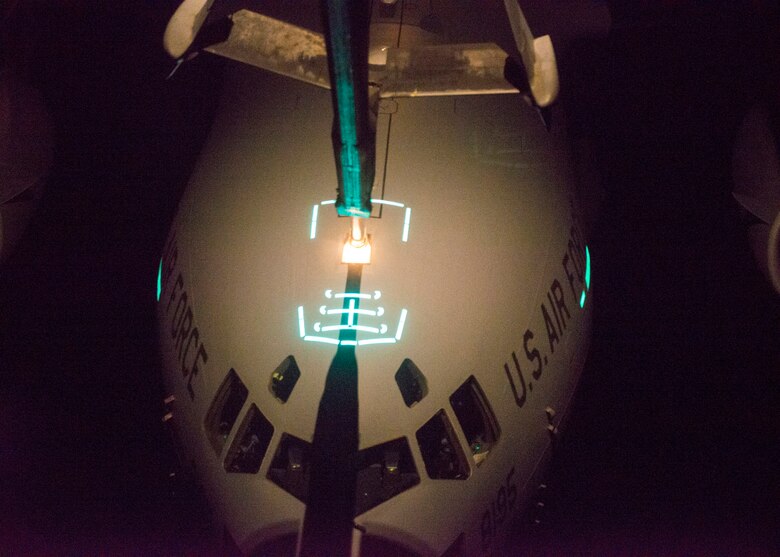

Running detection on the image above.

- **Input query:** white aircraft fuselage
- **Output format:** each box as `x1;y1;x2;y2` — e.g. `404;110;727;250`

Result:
157;2;604;555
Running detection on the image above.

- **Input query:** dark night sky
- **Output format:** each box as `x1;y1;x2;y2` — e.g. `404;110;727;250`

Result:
2;2;779;555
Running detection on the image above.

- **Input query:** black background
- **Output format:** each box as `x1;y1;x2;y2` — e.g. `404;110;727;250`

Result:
1;1;779;555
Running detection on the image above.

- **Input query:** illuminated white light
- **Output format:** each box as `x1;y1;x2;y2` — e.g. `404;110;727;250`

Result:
304;335;340;345
335;292;372;299
402;207;412;242
297;306;306;337
341;340;357;346
370;198;405;208
373;291;381;300
351;216;363;242
380;324;388;334
359;338;397;345
321;324;381;334
579;291;586;308
342;234;372;264
310;205;319;239
320;199;336;205
395;309;408;340
376;307;384;317
319;305;327;314
326;308;382;317
325;289;334;298
314;322;322;332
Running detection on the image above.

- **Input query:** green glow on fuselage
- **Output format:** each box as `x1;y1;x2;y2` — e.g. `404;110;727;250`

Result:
579;245;591;308
585;245;591;289
156;259;162;301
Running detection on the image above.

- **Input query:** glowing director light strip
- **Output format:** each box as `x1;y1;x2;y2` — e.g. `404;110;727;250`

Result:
318;324;385;334
579;246;591;308
326;289;381;300
297;306;408;346
371;198;404;208
321;306;384;317
310;205;319;239
309;199;411;242
156;259;163;301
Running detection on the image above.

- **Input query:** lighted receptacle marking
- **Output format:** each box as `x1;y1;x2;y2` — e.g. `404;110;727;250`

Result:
322;306;384;317
310;205;319;239
309;198;412;242
298;292;408;347
395;308;408;340
298;305;306;337
303;335;340;345
579;245;591;308
331;290;380;300
156;259;162;302
318;324;382;334
371;198;404;208
358;338;397;345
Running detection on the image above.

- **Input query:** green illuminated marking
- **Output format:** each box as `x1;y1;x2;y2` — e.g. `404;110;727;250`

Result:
371;199;404;208
326;307;382;317
304;335;340;345
321;324;381;334
337;292;371;299
298;293;405;347
298;306;306;337
156;259;162;301
585;246;591;289
359;338;396;345
402;207;412;242
310;205;319;239
395;309;408;340
580;246;591;308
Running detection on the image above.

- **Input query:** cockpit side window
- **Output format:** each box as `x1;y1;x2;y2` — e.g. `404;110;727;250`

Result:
449;376;500;466
204;368;248;456
415;410;469;480
354;437;420;516
269;355;301;403
394;358;428;407
224;404;274;474
266;433;312;503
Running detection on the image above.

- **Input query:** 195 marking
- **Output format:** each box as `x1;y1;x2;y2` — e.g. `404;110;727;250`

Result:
481;467;518;550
